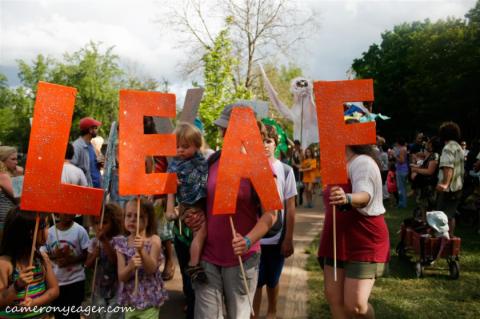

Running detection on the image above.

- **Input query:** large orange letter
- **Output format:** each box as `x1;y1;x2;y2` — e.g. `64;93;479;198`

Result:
119;90;177;195
212;107;282;215
21;82;103;215
314;80;376;185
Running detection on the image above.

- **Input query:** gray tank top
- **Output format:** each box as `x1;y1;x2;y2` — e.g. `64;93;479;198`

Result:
0;189;15;231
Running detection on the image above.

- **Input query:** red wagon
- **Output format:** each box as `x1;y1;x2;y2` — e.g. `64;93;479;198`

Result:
396;222;461;279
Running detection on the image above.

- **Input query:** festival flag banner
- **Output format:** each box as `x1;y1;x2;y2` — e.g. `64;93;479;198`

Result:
313;80;376;185
212;107;282;215
119;90;177;195
21;82;103;215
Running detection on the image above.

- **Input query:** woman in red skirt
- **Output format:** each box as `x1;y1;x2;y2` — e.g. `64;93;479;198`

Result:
318;144;390;319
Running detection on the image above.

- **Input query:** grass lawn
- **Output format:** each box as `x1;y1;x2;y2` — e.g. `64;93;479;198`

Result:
306;201;480;319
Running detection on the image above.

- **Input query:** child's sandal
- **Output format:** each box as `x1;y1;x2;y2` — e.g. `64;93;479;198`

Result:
185;265;208;284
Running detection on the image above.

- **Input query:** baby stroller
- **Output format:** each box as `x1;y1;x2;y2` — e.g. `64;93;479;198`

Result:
396;211;461;279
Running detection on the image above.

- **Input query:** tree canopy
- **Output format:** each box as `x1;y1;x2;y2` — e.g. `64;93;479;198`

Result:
352;1;480;142
0;42;159;151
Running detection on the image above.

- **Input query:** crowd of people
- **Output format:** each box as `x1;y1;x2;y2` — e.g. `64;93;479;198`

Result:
0;100;479;319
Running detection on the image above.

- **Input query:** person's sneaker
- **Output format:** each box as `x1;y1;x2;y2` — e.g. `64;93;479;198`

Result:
185;265;208;284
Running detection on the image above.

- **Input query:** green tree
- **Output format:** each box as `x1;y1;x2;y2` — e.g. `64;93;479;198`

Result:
6;42;161;151
0;78;34;151
47;42;124;136
0;73;16;146
352;2;480;141
198;28;251;146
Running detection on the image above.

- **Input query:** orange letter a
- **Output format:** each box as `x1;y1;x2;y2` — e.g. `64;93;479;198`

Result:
212;107;282;215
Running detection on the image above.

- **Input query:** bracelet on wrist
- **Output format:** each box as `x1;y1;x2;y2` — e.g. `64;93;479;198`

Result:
346;193;352;205
244;236;252;251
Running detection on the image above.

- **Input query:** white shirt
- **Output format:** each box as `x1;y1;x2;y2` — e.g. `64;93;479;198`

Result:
41;222;90;286
261;160;297;245
348;155;386;216
62;162;88;186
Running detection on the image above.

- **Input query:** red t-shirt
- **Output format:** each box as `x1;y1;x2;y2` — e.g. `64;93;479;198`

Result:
201;160;261;267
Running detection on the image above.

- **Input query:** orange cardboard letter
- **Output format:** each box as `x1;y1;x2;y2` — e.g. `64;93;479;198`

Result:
21;82;103;215
212;107;282;215
314;80;376;185
119;90;177;195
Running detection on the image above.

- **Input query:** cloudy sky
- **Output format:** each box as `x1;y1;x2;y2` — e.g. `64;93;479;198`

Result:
0;0;476;98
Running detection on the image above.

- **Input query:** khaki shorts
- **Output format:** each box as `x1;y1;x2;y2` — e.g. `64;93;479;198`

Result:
319;257;388;279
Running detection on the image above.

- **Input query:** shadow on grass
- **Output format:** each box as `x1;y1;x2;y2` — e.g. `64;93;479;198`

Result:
307;199;480;318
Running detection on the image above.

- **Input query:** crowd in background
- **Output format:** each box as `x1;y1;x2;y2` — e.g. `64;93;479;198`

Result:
0;109;479;319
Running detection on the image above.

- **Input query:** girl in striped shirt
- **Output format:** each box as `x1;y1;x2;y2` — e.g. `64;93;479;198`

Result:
0;207;59;318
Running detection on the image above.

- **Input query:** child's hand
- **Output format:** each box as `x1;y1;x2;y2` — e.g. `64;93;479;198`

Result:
183;208;205;232
52;247;62;260
96;226;110;242
133;235;145;251
91;242;101;258
56;256;69;267
165;207;179;221
54;246;73;267
19;297;35;308
132;252;142;268
17;266;35;288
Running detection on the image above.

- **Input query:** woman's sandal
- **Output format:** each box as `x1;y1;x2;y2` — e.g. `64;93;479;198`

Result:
185;265;208;284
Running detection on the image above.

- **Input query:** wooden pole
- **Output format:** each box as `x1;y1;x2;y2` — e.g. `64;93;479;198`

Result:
51;214;60;246
24;213;41;300
29;214;41;268
90;201;107;301
229;216;255;317
134;196;140;294
333;205;337;282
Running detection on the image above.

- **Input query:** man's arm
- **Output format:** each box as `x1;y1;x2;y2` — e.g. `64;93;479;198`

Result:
437;167;453;192
281;196;296;258
232;210;277;256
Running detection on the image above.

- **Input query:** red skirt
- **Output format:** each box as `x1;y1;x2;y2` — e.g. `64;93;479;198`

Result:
318;184;390;263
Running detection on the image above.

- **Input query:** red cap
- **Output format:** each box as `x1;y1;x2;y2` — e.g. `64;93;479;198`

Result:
79;117;101;131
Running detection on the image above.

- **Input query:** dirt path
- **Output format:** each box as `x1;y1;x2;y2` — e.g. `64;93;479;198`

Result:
159;195;325;319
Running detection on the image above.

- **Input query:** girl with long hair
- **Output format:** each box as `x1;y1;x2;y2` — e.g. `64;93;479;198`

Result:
0;208;59;318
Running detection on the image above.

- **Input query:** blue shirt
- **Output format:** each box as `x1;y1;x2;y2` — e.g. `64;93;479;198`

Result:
88;144;101;188
167;152;208;205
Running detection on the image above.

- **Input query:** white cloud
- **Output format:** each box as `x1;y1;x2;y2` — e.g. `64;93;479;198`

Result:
0;0;477;96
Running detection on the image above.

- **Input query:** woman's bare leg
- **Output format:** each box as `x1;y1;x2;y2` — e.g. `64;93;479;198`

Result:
343;277;375;319
323;265;348;319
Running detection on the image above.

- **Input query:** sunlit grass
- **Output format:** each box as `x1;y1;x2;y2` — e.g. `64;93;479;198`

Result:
306;202;480;319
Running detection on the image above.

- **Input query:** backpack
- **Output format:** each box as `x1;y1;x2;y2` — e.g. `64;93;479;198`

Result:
262;162;291;240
